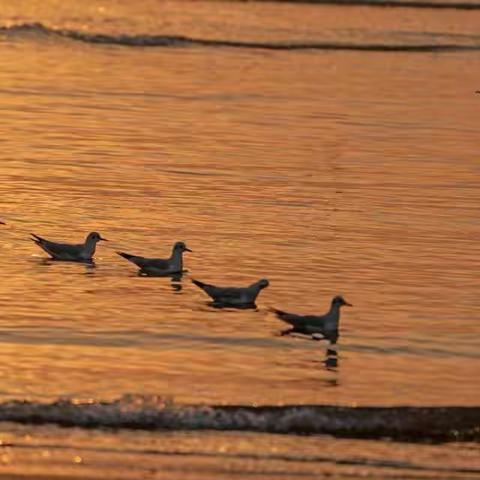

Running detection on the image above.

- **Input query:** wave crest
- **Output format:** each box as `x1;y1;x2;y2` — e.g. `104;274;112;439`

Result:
235;0;480;9
0;395;478;442
1;22;479;52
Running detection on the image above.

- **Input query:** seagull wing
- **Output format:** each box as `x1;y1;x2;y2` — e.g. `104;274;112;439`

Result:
31;234;83;260
271;308;310;327
192;280;244;301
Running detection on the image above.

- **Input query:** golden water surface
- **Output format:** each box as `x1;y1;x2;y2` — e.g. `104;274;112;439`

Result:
0;0;479;408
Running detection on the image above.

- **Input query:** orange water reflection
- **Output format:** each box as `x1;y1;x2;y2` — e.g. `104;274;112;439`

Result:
0;1;479;408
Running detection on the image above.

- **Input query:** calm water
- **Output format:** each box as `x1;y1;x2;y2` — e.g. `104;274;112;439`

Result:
0;0;479;477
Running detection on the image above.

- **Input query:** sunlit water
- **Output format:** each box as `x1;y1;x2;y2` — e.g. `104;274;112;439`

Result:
0;0;479;477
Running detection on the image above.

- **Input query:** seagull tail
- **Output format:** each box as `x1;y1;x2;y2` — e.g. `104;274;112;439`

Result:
116;251;136;261
191;279;208;290
270;307;294;323
30;233;44;243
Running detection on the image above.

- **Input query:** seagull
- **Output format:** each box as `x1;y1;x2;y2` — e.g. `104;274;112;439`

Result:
116;241;192;276
192;278;269;307
272;295;352;344
31;231;108;262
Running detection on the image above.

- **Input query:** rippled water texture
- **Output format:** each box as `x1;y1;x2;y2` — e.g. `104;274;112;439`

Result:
0;0;479;406
0;0;479;477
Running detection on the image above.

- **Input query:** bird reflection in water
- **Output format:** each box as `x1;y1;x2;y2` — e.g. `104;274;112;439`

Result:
37;257;97;272
324;347;338;370
137;270;185;292
311;332;340;370
170;272;183;292
209;301;259;310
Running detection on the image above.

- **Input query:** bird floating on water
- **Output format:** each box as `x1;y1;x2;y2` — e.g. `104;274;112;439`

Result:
31;231;108;262
272;295;352;344
117;241;192;276
192;278;269;307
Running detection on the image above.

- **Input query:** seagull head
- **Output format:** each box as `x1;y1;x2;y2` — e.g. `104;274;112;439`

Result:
174;241;192;253
87;232;108;243
332;295;352;307
258;278;270;289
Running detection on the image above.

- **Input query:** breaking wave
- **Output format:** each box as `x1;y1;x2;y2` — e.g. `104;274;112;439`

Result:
1;23;480;52
0;395;478;442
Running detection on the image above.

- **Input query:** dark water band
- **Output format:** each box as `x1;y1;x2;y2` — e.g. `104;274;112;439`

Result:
227;0;480;10
0;398;478;442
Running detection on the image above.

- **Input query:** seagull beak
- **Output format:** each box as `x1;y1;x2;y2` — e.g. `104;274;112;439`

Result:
99;236;109;242
184;247;192;252
0;221;5;225
344;301;353;307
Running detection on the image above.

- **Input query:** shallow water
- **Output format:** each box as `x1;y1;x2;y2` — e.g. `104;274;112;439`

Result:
0;0;479;477
0;423;479;480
